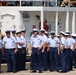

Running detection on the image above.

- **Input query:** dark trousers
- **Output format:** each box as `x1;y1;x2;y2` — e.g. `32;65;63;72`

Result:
49;47;59;71
30;54;34;70
15;51;18;71
5;49;16;71
31;47;42;71
60;49;67;72
58;54;61;70
66;49;72;71
70;49;73;70
47;51;50;69
42;48;48;70
73;50;76;68
0;49;2;72
16;48;23;71
22;47;26;70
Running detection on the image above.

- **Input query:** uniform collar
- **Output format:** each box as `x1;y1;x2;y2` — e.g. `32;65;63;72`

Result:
33;35;38;38
6;36;11;38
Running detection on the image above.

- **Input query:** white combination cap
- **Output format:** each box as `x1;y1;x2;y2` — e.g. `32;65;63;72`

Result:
40;29;45;32
60;31;65;35
50;31;55;34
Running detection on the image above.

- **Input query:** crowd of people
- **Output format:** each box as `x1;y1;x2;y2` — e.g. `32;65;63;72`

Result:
0;29;76;73
30;29;76;73
0;29;27;73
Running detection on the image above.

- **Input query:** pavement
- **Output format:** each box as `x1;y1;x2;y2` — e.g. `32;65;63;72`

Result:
0;62;76;75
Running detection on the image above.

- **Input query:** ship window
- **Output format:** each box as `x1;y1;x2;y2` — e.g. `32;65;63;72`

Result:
23;12;30;19
0;0;20;6
21;1;33;6
21;0;42;6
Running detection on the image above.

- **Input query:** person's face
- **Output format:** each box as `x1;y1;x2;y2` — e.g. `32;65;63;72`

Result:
58;36;61;40
18;33;21;37
41;32;45;35
33;31;38;36
51;34;55;38
6;33;10;38
60;33;62;37
16;33;18;36
65;36;68;39
12;32;15;36
21;32;25;36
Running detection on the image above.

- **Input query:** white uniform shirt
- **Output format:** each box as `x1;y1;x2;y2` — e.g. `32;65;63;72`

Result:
59;40;62;49
60;36;67;49
16;36;23;48
3;36;17;49
11;36;17;48
21;35;26;47
12;35;17;40
30;35;42;48
68;38;75;49
71;38;75;49
0;39;2;49
40;35;47;45
47;37;59;47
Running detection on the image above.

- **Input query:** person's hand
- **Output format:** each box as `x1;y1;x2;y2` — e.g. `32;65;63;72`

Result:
14;49;18;54
47;48;50;52
42;49;44;53
38;46;42;50
72;48;75;51
26;46;28;51
30;50;32;54
58;51;60;55
20;42;24;45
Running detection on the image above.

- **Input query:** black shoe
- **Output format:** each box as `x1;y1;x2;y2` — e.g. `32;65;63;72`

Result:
25;69;28;70
50;70;54;72
59;71;67;73
56;70;59;72
0;71;4;73
6;71;12;73
31;70;36;73
13;71;17;73
39;71;42;73
0;71;2;73
43;69;47;71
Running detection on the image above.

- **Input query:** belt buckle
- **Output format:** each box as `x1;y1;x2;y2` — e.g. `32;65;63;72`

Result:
8;49;10;50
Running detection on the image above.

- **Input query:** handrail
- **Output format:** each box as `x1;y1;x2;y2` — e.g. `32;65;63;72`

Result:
0;0;76;7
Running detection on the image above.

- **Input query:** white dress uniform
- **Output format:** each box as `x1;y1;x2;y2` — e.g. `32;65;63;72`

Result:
21;35;26;48
30;34;43;72
61;36;67;49
70;38;75;50
65;35;75;50
16;35;25;71
21;30;27;70
59;32;68;72
30;35;42;48
16;36;23;49
65;34;75;71
40;29;47;45
11;36;17;48
39;34;48;70
3;36;17;49
47;36;60;71
40;35;47;46
48;37;59;47
2;34;17;72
